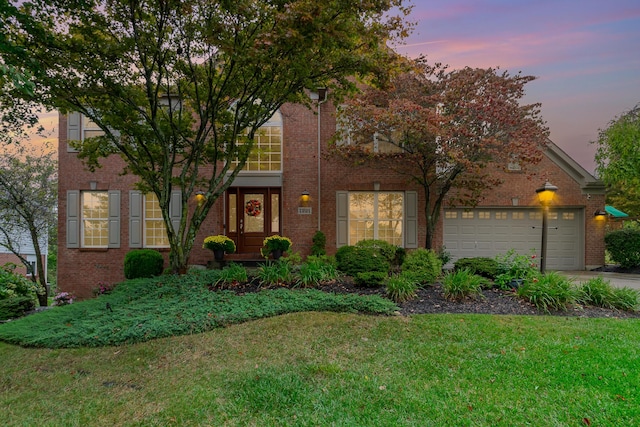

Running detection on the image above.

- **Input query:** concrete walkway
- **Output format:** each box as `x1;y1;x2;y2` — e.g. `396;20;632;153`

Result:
559;271;640;290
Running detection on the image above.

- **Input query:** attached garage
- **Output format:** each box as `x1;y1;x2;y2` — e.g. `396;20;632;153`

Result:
444;207;584;270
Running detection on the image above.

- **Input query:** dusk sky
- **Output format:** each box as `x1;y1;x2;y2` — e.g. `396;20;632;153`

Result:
34;1;639;174
392;0;640;174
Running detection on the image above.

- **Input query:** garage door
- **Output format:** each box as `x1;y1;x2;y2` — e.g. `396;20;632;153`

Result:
443;208;584;270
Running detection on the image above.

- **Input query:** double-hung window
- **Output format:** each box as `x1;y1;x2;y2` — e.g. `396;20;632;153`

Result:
143;194;169;248
82;191;109;248
66;190;121;249
129;190;181;249
336;191;418;248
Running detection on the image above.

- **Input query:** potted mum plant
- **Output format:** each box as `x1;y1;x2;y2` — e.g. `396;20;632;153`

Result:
262;235;292;260
203;235;236;261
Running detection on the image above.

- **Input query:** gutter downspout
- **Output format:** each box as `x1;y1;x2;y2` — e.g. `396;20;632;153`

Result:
317;89;328;231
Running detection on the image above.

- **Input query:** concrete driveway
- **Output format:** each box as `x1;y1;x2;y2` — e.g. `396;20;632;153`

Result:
559;271;640;290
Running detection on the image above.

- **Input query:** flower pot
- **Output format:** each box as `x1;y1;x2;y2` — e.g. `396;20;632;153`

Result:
213;249;225;261
509;279;524;289
271;249;283;260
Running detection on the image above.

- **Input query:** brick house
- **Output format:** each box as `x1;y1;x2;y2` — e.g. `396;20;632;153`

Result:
58;98;606;298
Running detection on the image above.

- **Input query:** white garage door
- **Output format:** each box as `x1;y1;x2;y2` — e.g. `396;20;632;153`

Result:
444;208;584;270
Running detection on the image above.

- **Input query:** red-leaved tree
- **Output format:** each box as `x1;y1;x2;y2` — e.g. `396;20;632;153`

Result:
334;58;549;249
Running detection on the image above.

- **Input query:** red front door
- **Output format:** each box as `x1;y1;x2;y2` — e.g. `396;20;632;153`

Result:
227;188;281;255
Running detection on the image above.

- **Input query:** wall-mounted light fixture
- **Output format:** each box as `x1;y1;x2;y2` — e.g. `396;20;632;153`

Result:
195;191;206;207
300;190;310;207
594;209;607;220
535;182;558;274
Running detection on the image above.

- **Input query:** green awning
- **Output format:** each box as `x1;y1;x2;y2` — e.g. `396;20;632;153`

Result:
605;205;629;218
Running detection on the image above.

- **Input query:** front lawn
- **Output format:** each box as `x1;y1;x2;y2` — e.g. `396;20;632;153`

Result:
2;312;639;426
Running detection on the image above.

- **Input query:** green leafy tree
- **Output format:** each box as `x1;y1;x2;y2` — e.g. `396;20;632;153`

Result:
334;58;549;248
594;104;640;217
0;143;58;306
2;0;411;273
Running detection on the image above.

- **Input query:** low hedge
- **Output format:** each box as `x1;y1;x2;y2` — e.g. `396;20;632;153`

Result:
605;229;640;269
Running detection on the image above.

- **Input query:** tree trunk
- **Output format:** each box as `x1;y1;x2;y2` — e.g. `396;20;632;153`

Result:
29;226;48;307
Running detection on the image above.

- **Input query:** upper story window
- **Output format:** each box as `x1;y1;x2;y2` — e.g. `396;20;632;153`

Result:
82;115;105;140
335;109;403;154
67;112;106;152
507;154;522;171
236;111;282;172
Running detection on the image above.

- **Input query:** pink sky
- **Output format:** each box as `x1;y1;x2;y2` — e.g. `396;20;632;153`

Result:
392;0;640;174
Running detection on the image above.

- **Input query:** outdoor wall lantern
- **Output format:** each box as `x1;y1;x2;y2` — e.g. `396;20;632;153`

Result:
594;209;607;220
195;191;206;207
300;190;311;207
535;182;558;274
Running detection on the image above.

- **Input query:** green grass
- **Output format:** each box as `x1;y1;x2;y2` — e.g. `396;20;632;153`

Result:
1;313;639;426
2;271;640;425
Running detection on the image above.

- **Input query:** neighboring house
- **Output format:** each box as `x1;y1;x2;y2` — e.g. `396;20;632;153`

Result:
0;229;48;280
58;99;606;298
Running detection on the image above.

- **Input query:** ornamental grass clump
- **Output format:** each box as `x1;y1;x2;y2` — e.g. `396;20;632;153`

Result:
296;256;338;288
441;268;487;301
215;263;248;287
257;261;293;286
386;275;417;303
516;271;578;312
203;235;236;253
578;277;617;308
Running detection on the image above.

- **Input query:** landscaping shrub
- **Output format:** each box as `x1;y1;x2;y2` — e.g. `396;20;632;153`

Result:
0;263;39;301
355;239;399;265
400;248;442;286
494;249;539;289
297;257;338;287
354;271;388;288
453;257;498;279
257;261;293;286
578;277;617;308
124;249;164;279
605;229;640;269
441;269;486;301
310;230;327;256
516;272;578;312
394;246;407;266
611;287;640;311
436;246;452;266
335;245;390;277
0;295;36;320
215;263;248;287
386;275;417;303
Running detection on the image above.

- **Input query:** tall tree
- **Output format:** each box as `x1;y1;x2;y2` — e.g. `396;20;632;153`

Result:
0;143;57;306
594;104;640;218
2;0;411;272
334;58;549;249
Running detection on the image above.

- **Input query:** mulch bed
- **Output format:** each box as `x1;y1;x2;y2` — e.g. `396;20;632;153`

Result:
226;278;640;319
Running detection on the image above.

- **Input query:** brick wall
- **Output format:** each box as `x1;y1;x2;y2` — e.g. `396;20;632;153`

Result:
58;103;606;298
